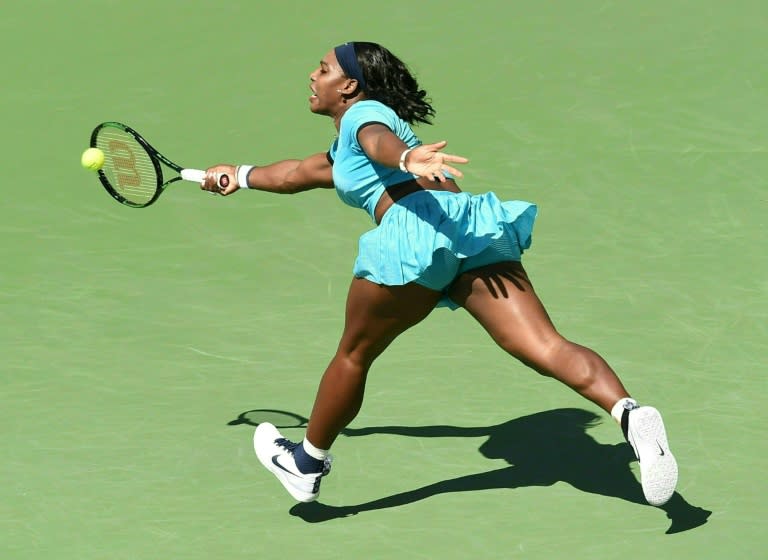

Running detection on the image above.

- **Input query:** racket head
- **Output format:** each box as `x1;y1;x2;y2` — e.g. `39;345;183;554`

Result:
228;409;309;429
90;122;176;208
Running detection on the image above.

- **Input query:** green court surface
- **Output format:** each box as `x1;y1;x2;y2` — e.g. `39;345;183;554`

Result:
2;1;766;558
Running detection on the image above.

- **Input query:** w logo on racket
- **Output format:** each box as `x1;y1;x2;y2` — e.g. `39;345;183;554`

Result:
108;139;141;188
89;121;226;208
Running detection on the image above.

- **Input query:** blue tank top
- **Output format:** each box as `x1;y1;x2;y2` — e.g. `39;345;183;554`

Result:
328;100;420;220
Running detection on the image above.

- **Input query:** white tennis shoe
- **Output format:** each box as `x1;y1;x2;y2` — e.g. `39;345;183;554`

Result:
253;423;331;503
623;406;678;506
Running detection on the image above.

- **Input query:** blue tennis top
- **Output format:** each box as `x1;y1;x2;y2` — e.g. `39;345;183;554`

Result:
328;100;420;220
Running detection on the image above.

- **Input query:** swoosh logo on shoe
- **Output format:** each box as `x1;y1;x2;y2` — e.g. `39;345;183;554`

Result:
656;441;665;456
271;455;300;477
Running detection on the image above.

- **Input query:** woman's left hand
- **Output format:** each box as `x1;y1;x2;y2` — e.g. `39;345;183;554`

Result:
403;141;468;182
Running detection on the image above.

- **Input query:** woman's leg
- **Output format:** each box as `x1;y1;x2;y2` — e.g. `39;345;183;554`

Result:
447;260;678;506
305;278;443;449
447;261;629;412
254;278;442;502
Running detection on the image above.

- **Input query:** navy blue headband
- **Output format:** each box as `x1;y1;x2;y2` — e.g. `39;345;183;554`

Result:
334;42;366;90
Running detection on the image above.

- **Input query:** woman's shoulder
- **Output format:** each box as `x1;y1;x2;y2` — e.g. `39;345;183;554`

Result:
344;99;397;120
339;100;403;140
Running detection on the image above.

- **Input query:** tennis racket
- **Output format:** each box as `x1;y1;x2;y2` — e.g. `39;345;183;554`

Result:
89;121;228;208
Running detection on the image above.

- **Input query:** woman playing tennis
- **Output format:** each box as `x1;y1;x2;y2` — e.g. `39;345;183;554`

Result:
201;42;678;507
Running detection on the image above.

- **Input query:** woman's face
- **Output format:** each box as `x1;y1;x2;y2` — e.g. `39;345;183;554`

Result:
308;49;352;116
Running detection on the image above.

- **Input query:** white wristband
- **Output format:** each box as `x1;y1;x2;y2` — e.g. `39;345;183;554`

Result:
236;165;254;189
398;148;414;173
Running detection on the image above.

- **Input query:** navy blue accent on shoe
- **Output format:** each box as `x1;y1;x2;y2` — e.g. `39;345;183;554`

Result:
621;407;631;442
292;441;325;474
274;438;299;453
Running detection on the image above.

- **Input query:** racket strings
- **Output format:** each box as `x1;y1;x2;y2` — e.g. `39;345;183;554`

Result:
95;128;159;205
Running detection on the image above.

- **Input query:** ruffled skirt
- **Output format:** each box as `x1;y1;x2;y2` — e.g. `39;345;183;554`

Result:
353;190;537;305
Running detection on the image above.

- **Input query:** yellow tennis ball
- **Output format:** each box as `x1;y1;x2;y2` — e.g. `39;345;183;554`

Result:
81;147;105;171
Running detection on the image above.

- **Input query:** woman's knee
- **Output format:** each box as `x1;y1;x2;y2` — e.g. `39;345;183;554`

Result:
334;334;391;373
533;340;605;388
492;326;560;367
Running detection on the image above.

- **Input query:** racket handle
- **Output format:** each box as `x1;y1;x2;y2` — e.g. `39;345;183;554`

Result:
181;168;229;188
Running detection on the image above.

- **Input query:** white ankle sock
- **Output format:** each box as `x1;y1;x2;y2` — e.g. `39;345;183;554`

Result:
302;437;329;461
610;397;638;423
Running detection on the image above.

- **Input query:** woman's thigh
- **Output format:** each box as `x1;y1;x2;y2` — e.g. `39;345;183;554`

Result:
338;277;444;365
446;261;563;365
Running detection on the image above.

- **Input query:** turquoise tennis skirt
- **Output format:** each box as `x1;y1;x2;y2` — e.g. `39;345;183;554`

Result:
353;190;538;308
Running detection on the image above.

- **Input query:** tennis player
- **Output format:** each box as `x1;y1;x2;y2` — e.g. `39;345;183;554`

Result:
201;42;678;507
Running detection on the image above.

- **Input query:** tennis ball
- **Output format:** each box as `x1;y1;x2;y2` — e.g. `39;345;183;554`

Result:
81;147;105;171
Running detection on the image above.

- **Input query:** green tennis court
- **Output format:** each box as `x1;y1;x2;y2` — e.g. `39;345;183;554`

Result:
2;1;765;558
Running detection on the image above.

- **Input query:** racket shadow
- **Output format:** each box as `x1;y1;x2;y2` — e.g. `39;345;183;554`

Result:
240;407;711;534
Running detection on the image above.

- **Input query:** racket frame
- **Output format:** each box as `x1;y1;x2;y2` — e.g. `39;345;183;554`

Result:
90;121;200;208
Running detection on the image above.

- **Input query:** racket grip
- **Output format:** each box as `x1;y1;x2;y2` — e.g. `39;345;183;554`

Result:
181;168;229;188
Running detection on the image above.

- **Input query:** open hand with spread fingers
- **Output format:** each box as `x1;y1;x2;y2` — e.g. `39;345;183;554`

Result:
401;140;468;182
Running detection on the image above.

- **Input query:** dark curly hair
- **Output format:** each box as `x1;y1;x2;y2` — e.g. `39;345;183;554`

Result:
352;42;435;126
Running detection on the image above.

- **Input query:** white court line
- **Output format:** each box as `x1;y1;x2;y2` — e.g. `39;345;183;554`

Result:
186;346;259;364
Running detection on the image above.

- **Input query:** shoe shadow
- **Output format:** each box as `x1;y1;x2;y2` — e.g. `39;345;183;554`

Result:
233;407;710;533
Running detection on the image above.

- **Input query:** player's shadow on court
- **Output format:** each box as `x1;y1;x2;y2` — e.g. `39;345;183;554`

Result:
234;408;711;533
